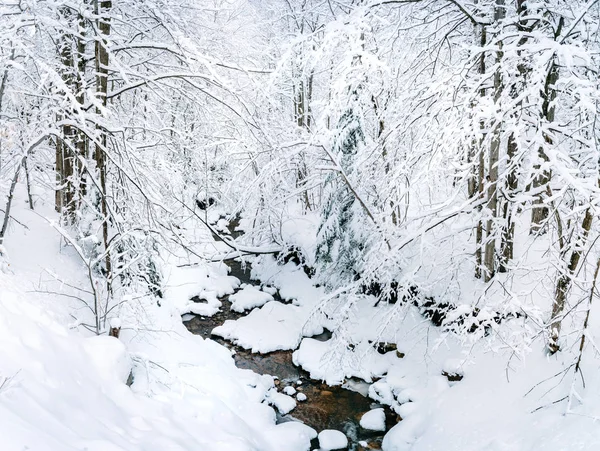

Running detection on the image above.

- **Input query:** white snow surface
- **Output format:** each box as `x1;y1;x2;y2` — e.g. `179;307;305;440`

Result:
360;408;386;432
216;254;600;451
213;257;326;353
5;185;600;451
318;429;348;450
283;386;297;396
229;285;274;312
265;388;297;415
164;261;240;317
0;185;316;451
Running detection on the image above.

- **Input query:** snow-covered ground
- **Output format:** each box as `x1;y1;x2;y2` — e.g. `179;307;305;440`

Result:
0;184;316;451
2;182;600;451
214;252;600;451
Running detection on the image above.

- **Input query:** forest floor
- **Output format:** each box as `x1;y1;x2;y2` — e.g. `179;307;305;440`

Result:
0;183;315;451
210;252;600;451
0;181;599;451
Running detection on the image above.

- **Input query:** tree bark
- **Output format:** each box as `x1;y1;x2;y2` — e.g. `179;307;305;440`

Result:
0;165;21;244
23;158;34;210
75;11;88;206
56;6;76;218
95;0;113;285
499;0;530;272
474;25;487;279
548;206;594;354
483;0;505;282
498;133;516;272
530;17;563;234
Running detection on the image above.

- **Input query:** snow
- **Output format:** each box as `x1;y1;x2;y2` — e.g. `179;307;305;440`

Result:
214;250;600;451
442;358;465;376
163;262;240;317
265;388;297;415
360;408;386;431
0;273;275;451
318;429;348;450
0;186;316;451
264;422;317;451
229;285;274;312
82;335;132;383
3;180;600;451
214;301;323;353
262;285;277;295
213;257;327;353
283;385;297;396
292;334;397;385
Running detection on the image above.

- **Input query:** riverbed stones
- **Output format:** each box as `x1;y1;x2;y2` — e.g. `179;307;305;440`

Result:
360;408;386;431
283;386;296;396
318;430;348;450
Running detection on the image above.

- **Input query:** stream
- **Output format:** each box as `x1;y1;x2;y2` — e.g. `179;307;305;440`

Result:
183;258;399;451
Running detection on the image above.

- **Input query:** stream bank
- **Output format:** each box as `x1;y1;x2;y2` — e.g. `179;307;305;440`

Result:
183;258;399;451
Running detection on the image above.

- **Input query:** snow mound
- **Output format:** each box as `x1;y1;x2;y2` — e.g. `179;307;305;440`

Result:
264;422;317;451
265;388;297;414
293;337;394;385
360;408;386;431
213;302;322;353
318;429;348;450
229;285;274;312
82;335;132;383
283;386;297;396
164;262;239;316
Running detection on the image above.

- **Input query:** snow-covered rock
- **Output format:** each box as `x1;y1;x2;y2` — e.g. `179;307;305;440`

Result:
164;261;239;316
283;386;297;396
229;285;274;312
213;301;322;353
265;388;296;414
296;392;307;402
318;429;348;450
360;408;386;431
264;422;317;450
262;285;277;295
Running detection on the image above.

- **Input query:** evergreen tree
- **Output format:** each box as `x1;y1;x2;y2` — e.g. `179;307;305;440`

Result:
315;92;367;286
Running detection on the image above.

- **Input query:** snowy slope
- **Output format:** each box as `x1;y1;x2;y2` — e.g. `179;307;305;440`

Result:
0;185;316;451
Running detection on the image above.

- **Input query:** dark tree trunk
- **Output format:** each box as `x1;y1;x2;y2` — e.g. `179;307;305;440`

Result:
95;0;113;285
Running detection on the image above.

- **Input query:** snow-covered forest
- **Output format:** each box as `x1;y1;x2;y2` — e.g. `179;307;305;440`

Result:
1;0;600;449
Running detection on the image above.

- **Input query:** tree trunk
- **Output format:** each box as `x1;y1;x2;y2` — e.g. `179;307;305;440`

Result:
498;129;517;272
574;258;600;374
55;137;64;213
548;206;594;354
0;165;21;245
483;0;505;282
530;54;559;234
474;25;487;279
24;158;34;210
499;1;530;272
95;0;113;285
75;11;88;206
56;6;76;218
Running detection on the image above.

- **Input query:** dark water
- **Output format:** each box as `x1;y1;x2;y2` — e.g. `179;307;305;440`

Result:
184;218;399;449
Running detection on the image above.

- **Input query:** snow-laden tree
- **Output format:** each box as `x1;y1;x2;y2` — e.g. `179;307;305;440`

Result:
0;0;268;333
232;0;600;358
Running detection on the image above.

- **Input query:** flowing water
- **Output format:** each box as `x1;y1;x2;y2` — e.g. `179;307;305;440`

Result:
183;259;399;451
